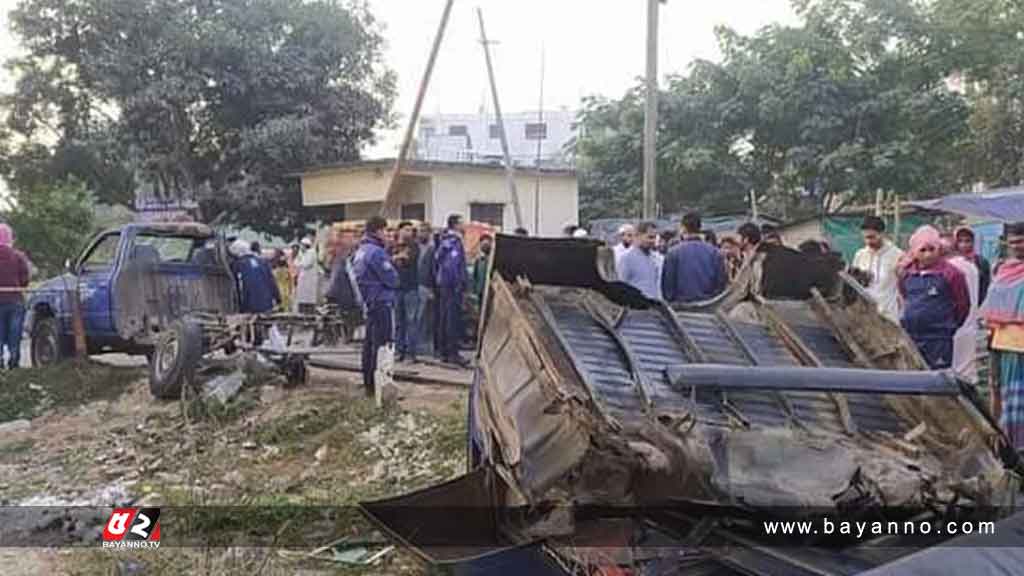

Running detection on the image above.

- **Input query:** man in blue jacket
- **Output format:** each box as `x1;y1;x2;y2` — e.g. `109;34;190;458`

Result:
662;212;727;303
230;239;281;314
354;216;400;396
435;213;470;367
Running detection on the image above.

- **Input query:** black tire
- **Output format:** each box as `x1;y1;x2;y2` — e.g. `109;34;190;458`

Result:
31;316;69;368
282;357;308;389
149;319;204;399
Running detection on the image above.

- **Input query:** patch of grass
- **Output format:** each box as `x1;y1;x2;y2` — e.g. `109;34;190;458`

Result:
0;438;35;459
0;360;144;423
255;399;384;448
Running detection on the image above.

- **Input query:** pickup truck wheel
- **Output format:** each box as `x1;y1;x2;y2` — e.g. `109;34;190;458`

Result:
149;319;204;399
31;316;67;368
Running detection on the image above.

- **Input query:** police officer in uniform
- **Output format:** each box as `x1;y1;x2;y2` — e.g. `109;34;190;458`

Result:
435;214;470;367
353;216;399;397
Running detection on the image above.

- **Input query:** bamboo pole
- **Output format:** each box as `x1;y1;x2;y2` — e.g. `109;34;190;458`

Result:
379;0;456;218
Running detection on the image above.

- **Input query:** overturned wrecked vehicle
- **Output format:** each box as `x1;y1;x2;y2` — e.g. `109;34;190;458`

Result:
363;234;1022;575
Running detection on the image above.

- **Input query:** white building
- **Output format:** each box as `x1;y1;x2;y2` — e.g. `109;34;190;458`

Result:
415;109;576;169
297;159;578;236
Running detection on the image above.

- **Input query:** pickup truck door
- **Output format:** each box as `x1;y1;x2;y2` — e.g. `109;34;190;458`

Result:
74;232;122;336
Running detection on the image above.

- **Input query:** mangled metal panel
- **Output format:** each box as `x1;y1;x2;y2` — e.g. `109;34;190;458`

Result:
474;234;1014;515
367;234;1018;575
112;227;238;343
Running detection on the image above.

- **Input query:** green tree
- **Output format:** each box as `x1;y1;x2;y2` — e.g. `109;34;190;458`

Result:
931;0;1024;187
575;0;971;222
1;0;395;237
6;178;95;277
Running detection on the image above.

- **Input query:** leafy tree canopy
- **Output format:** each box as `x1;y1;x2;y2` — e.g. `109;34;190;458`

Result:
1;0;395;237
576;0;974;223
6;177;95;277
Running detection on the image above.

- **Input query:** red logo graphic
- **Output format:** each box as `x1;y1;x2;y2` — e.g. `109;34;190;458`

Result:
102;508;161;546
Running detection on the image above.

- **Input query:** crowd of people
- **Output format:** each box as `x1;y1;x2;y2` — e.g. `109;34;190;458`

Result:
225;214;496;398
333;214;489;397
606;212;841;306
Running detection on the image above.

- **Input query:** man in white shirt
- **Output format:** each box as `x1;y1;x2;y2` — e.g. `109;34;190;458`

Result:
613;224;636;272
851;215;905;323
618;222;662;300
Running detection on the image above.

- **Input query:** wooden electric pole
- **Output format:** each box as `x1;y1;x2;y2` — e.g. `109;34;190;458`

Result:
477;8;524;229
379;0;455;218
642;0;661;220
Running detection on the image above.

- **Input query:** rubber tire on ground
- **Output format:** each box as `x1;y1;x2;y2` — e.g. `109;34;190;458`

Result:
31;316;68;368
149;318;204;399
282;357;308;389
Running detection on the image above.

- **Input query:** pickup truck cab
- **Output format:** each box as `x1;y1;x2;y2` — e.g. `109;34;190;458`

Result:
26;223;238;366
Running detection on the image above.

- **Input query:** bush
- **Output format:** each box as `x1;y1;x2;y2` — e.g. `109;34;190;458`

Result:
5;178;95;278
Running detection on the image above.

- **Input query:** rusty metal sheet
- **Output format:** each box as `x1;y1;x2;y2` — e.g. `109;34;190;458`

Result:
476;234;1011;519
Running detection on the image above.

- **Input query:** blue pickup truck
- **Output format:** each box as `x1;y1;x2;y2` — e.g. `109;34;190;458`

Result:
26;223;239;382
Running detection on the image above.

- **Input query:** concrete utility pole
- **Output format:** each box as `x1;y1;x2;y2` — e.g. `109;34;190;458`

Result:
380;0;455;218
534;45;545;235
477;8;524;229
643;0;661;220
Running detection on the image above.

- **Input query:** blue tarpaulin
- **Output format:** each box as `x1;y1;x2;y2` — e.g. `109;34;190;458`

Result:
908;187;1024;222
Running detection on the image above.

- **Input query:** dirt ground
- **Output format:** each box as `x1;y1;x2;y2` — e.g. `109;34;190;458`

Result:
0;358;469;575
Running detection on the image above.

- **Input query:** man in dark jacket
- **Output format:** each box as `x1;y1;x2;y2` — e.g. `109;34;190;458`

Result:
354;216;400;396
416;223;436;358
472;234;493;303
230;239;281;314
394;221;421;363
434;214;469;367
662;212;727;303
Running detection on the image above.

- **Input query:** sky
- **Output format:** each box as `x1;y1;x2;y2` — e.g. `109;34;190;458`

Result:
0;0;798;159
364;0;797;156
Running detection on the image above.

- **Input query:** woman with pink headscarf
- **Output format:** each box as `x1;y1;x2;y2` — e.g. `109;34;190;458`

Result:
0;223;30;369
898;225;970;370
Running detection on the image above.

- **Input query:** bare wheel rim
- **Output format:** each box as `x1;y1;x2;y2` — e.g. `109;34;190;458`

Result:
155;333;179;379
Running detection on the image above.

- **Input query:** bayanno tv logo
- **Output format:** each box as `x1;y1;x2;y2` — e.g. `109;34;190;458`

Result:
101;508;161;550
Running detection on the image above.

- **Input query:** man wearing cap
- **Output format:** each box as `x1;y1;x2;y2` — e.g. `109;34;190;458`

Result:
613;224;636;272
230;239;281;314
435;214;470;367
354;216;400;396
852;216;905;323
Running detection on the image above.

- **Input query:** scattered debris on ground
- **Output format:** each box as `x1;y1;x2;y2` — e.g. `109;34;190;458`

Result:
0;360;467;575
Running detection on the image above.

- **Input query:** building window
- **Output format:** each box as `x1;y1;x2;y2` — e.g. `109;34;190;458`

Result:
400;203;426;222
421;126;436;138
525;122;547;140
470;203;504;228
312;203;346;224
448;125;468;137
488;124;502;139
